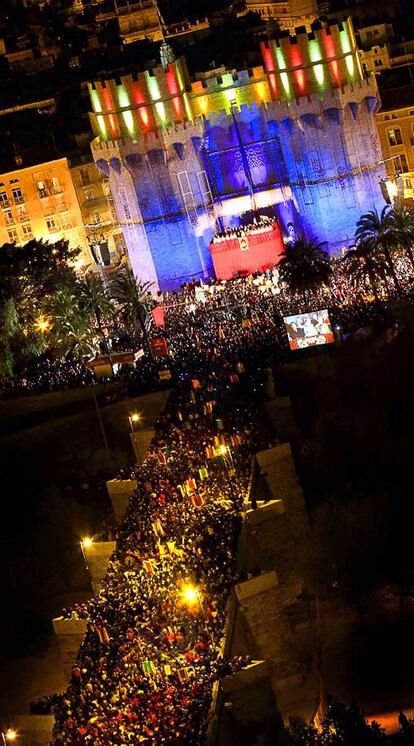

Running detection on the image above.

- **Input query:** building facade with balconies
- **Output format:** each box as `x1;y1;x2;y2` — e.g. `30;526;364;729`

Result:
69;156;127;267
0;157;90;262
244;0;319;31
375;86;414;203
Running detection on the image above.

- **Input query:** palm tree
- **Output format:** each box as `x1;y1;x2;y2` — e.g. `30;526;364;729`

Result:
342;241;388;303
49;289;97;360
77;274;116;368
388;202;414;273
111;268;153;356
78;274;114;340
355;206;402;296
278;236;332;305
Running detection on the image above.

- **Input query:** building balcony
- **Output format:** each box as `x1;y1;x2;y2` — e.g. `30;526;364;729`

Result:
4;216;15;226
13;195;26;205
37;189;50;199
0;199;12;208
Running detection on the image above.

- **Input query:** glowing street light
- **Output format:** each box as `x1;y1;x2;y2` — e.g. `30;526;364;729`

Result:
80;537;93;571
128;413;142;432
74;258;86;274
34;315;51;334
181;583;200;608
2;729;18;743
218;443;237;506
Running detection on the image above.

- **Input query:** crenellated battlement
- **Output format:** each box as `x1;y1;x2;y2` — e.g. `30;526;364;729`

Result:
86;16;374;146
91;116;205;161
190;66;267;95
271;16;357;46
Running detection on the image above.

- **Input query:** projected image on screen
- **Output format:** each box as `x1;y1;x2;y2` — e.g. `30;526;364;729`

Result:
284;310;334;350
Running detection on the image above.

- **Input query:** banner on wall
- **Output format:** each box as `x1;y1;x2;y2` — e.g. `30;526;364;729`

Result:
238;235;249;252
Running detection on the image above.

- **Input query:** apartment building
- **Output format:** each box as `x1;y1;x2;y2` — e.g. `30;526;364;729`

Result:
376;86;414;202
244;0;318;30
0;156;91;263
69;155;126;266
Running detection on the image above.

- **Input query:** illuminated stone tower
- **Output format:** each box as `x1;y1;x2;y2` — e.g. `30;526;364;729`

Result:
88;17;386;290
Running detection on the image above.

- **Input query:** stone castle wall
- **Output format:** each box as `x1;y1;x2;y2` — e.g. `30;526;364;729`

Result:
88;20;387;287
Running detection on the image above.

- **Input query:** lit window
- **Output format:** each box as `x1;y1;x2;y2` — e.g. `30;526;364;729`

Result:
17;206;28;222
61;215;73;229
22;224;33;238
0;192;9;205
37;180;48;198
80;169;91;186
12;187;24;203
4;209;14;225
7;228;18;241
51;176;62;193
395;154;409;172
400;154;409;172
46;217;57;231
388;129;403;146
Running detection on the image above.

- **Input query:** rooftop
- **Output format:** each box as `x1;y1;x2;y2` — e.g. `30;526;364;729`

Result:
379;84;414;111
0;146;66;176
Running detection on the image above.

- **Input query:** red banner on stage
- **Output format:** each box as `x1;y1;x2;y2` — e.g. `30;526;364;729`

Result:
210;224;284;280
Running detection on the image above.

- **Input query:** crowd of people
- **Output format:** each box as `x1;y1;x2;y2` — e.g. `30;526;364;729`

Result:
16;247;413;743
212;217;277;242
3;250;412;400
51;352;270;744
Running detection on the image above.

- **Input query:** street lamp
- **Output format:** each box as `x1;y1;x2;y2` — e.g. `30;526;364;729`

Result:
80;537;93;571
181;583;200;607
180;583;214;641
128;413;142;432
218;444;237;507
2;729;18;743
34;314;51;334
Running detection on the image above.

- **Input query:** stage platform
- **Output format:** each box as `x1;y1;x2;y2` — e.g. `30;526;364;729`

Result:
210;224;284;280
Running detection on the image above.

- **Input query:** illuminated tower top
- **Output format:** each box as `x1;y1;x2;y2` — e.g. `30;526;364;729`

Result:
261;17;363;99
87;18;365;142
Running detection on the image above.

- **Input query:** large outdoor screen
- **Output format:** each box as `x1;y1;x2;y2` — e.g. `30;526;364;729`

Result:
283;310;335;350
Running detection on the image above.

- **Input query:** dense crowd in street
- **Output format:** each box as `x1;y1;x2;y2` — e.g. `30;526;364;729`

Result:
51;351;267;744
4;239;407;743
2;253;406;399
47;249;414;743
